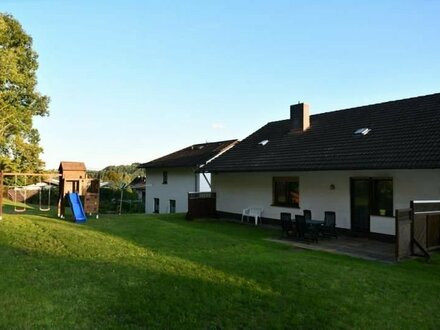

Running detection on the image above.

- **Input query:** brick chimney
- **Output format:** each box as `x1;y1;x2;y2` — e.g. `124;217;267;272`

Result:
290;103;310;132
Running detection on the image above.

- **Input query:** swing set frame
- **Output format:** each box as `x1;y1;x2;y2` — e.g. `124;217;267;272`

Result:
0;172;61;220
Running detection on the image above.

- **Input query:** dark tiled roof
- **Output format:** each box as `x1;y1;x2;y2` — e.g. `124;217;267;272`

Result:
129;176;146;190
139;140;238;169
203;93;440;172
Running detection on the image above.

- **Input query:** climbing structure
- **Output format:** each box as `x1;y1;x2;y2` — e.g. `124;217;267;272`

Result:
58;161;100;221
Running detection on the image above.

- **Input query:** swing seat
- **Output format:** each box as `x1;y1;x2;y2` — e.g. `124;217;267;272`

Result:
13;187;27;213
39;185;52;212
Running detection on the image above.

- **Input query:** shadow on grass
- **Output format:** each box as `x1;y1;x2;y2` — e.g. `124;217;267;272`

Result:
0;242;339;329
2;215;440;328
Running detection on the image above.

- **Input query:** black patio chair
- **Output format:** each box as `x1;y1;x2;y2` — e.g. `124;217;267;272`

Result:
295;214;318;243
321;211;337;238
303;209;312;221
280;212;295;238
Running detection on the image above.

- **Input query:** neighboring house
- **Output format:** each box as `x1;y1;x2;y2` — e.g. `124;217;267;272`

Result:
99;181;111;188
139;140;238;214
202;93;440;239
43;178;59;186
128;176;146;200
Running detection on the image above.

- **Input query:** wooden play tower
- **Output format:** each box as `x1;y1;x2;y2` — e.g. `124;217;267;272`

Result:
58;161;100;219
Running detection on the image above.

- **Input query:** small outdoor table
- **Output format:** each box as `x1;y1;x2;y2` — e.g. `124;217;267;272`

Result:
305;219;324;242
306;219;324;226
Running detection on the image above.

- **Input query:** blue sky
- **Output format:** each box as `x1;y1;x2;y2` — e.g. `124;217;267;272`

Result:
2;0;440;170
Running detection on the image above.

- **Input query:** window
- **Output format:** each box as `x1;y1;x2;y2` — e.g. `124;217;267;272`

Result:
154;198;159;213
273;177;299;208
371;178;393;217
354;128;371;136
169;200;176;213
162;171;168;184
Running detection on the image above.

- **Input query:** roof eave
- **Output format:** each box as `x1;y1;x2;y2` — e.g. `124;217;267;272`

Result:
201;165;440;173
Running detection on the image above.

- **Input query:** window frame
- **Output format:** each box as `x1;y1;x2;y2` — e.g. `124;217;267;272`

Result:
162;171;168;184
154;198;160;213
169;199;176;213
272;176;300;208
370;177;393;217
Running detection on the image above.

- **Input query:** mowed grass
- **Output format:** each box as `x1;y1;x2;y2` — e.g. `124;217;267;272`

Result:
0;212;439;329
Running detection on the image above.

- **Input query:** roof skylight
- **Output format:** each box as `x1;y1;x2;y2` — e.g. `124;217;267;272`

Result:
258;139;269;146
191;145;205;150
354;128;371;136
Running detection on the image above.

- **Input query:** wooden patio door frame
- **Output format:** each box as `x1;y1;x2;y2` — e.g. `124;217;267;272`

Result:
350;177;371;234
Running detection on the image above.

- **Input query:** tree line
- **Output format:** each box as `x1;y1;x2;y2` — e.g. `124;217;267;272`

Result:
88;163;145;187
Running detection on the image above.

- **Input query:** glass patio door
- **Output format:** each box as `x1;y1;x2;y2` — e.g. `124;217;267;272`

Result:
350;178;370;233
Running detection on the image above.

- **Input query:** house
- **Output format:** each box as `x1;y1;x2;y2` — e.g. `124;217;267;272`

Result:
201;93;440;239
139;140;238;214
128;176;146;200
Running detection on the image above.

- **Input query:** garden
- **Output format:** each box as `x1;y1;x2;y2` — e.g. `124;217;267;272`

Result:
0;211;439;329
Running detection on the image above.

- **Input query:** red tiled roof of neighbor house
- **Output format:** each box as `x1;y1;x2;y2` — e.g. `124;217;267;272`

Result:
202;93;440;172
138;140;238;169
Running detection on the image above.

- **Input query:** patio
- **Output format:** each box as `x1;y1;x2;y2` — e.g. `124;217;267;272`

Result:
269;235;396;263
224;217;396;262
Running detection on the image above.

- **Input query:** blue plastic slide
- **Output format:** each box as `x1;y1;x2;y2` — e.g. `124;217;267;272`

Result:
67;192;87;223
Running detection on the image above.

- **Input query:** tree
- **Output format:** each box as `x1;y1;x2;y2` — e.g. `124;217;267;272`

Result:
0;13;49;172
92;163;144;187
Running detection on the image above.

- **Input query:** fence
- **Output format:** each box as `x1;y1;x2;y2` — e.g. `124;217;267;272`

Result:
186;192;216;220
395;208;412;261
395;200;440;261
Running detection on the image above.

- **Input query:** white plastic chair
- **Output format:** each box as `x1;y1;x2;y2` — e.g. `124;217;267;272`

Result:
241;207;263;225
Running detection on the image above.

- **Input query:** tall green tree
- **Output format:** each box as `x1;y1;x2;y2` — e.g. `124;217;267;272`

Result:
0;13;49;172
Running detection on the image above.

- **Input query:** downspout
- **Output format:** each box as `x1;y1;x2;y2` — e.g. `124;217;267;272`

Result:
194;167;199;192
144;168;148;214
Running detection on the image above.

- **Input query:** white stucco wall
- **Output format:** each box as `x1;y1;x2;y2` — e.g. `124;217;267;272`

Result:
199;173;212;192
145;168;200;214
212;169;440;235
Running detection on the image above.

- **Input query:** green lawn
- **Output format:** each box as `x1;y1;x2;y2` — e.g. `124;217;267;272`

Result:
0;212;439;329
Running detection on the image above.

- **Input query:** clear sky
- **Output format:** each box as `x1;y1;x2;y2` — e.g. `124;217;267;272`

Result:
2;0;440;170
